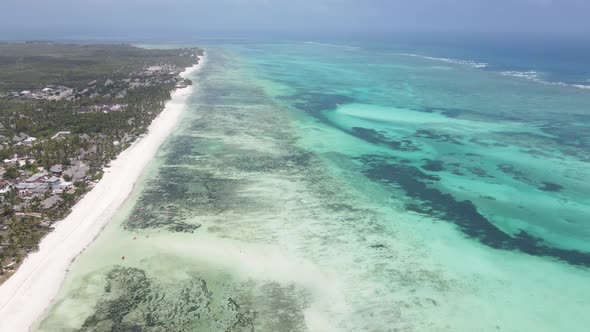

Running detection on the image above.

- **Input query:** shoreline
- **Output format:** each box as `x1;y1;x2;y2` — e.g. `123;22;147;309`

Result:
0;54;205;332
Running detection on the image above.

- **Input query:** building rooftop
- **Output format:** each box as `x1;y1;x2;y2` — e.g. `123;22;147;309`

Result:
41;195;63;209
26;172;47;183
50;164;63;173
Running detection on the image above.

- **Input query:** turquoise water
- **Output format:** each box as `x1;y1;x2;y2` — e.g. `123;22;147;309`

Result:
38;41;590;331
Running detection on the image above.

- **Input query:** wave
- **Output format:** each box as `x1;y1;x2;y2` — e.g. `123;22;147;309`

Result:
304;41;361;50
501;70;590;90
307;46;590;91
392;54;590;90
392;52;488;69
500;70;540;80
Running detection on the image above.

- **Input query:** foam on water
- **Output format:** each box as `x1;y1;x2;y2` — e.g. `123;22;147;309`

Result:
392;52;488;69
500;70;541;80
501;70;590;90
386;52;590;90
303;41;362;51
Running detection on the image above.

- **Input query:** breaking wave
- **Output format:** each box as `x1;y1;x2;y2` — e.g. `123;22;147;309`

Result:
500;70;541;80
501;70;590;90
304;45;590;91
304;41;362;50
392;52;488;69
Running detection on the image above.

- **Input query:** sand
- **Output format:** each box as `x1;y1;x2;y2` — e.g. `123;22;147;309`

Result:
0;55;205;332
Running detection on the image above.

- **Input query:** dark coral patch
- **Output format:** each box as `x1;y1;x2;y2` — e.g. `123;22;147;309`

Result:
78;267;256;331
351;127;421;152
469;167;494;178
497;163;534;185
539;182;564;192
421;159;445;172
414;129;464;145
358;155;590;268
289;92;354;115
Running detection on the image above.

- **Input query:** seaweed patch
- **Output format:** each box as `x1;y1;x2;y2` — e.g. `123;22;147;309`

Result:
358;155;590;268
350;127;421;151
538;182;564;192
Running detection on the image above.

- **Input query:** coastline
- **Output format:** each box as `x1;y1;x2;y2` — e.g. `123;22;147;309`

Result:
0;54;205;332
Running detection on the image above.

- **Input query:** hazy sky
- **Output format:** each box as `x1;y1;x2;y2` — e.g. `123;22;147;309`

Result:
1;0;589;37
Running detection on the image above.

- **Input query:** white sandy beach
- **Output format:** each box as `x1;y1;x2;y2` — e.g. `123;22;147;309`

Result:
0;55;205;332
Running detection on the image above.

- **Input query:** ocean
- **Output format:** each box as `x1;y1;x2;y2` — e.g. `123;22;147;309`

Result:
38;37;590;331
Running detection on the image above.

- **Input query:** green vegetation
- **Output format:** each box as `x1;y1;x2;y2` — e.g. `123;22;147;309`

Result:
0;42;203;282
0;42;200;92
4;166;19;179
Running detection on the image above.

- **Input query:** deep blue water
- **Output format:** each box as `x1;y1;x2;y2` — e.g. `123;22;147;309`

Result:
359;36;590;82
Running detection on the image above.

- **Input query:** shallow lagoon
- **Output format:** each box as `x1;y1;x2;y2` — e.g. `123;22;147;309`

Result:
39;42;590;331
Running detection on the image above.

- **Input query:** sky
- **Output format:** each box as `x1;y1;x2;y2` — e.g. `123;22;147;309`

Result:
1;0;589;39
